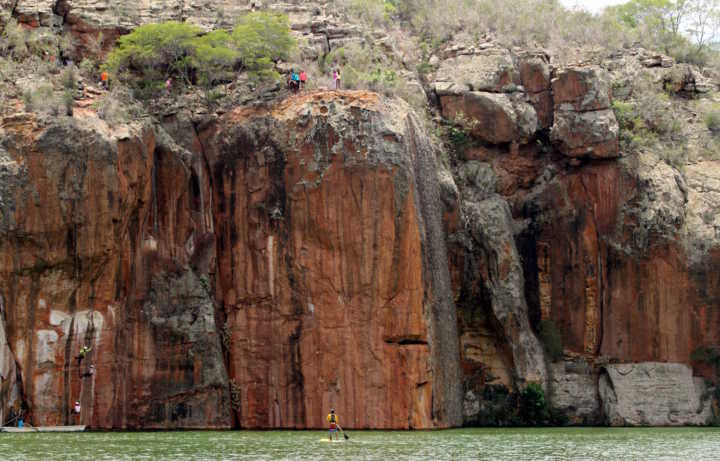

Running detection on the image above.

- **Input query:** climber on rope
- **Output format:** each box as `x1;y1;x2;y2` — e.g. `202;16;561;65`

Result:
81;364;95;379
76;345;92;365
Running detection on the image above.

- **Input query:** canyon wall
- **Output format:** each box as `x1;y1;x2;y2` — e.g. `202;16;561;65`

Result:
1;2;719;429
0;92;463;429
433;45;719;425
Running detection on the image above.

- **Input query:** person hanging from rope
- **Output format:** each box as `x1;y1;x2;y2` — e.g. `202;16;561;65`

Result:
76;345;92;365
81;364;95;379
71;400;81;423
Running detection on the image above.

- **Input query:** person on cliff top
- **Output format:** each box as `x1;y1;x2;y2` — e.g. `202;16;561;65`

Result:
299;70;307;90
327;408;339;440
291;69;300;92
333;68;341;90
76;345;92;365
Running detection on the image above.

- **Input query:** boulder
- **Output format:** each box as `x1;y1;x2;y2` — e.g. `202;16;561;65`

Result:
517;51;552;93
552;66;612;112
599;363;712;426
440;92;538;144
518;51;553;128
434;50;521;94
550;108;619;158
549;359;601;425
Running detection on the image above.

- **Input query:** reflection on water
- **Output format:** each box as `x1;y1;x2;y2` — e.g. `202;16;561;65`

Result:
1;427;719;460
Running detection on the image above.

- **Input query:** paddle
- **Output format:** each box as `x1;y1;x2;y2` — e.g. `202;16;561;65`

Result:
337;424;349;440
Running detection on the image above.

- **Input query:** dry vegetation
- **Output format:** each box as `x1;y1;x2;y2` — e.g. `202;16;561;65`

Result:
337;0;720;67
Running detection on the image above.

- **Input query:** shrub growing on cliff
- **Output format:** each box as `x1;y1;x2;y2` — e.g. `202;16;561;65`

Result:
518;382;549;426
612;78;685;166
105;21;202;96
105;13;295;97
0;16;29;59
704;105;720;134
22;83;55;113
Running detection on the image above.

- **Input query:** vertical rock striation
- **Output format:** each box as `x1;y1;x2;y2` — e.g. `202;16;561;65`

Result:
0;113;230;428
199;92;462;428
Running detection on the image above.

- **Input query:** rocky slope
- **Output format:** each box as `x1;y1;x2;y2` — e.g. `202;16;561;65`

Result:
1;2;719;429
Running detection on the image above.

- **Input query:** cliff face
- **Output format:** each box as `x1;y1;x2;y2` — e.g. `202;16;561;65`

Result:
1;2;720;429
0;113;229;428
199;92;462;428
0;92;463;429
433;45;720;425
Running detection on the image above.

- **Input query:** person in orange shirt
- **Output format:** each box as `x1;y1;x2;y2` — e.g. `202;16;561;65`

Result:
326;408;339;440
100;71;109;89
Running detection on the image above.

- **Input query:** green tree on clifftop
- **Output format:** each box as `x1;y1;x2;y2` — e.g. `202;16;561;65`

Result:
105;12;295;97
232;11;296;81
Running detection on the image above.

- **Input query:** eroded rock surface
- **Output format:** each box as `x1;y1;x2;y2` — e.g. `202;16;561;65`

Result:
0;92;464;429
599;363;712;426
0;112;227;428
201;92;462;428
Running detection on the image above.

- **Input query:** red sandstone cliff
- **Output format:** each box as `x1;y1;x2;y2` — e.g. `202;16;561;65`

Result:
1;2;720;430
0;92;463;429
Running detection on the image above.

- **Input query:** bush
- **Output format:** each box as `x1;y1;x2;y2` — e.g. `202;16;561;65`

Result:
62;89;74;116
191;29;238;88
105;21;202;95
518;382;549;426
61;66;76;91
105;13;295;97
705;105;720;134
79;58;97;79
1;16;29;58
538;319;563;362
22;83;55;113
339;0;398;26
612;77;685;166
95;85;143;125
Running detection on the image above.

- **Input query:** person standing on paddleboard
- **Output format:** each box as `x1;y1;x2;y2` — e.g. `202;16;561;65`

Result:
327;408;339;441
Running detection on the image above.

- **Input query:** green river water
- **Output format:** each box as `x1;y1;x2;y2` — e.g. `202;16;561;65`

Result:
1;428;719;460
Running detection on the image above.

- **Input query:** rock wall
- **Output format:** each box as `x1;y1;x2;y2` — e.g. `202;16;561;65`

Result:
199;92;461;428
0;113;229;428
5;1;362;60
1;3;720;428
432;44;719;426
599;363;712;426
0;92;463;429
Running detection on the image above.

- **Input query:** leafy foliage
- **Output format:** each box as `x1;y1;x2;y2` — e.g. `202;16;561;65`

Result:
105;13;295;98
232;11;296;81
612;77;685;166
518;382;550;426
704;104;720;134
105;21;201;96
339;0;399;26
